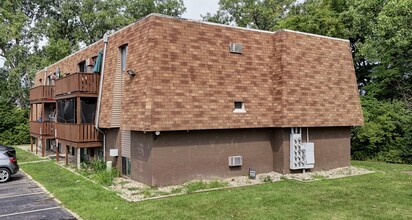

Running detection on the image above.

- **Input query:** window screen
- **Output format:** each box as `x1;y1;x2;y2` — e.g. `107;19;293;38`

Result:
57;99;76;123
122;157;131;176
234;102;243;109
78;61;86;72
120;45;128;72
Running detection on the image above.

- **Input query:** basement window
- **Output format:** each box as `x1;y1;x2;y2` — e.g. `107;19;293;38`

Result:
122;157;131;176
233;101;246;113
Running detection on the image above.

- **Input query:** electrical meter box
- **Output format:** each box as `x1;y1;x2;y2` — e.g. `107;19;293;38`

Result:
290;128;315;170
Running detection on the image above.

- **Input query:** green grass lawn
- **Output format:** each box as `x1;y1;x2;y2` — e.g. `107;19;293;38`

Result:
20;161;412;219
14;146;46;163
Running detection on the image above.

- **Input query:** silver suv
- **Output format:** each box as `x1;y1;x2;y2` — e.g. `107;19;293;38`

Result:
0;145;19;183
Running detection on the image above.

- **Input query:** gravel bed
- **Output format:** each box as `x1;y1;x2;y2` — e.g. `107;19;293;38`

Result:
109;166;373;202
284;166;374;181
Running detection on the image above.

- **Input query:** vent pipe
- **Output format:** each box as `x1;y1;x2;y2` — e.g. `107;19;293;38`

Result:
95;33;108;161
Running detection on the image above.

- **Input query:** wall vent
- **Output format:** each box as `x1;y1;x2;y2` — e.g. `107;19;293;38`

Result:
229;43;243;54
228;156;243;166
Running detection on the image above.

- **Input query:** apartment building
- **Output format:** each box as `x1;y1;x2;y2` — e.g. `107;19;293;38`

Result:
30;14;363;186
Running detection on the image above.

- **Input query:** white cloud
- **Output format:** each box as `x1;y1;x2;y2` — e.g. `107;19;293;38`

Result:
182;0;219;20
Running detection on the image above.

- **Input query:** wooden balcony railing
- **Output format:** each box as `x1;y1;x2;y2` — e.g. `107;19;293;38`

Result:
30;121;55;136
30;86;55;101
55;73;100;96
55;123;100;142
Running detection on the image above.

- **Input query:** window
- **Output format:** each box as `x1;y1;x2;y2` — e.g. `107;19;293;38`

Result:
233;101;246;113
122;157;131;176
120;45;128;72
78;61;86;72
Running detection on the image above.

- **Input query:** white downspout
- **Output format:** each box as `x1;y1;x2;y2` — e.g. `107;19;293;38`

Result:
96;33;108;161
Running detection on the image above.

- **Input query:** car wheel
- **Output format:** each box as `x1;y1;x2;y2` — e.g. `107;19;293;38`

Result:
0;168;10;183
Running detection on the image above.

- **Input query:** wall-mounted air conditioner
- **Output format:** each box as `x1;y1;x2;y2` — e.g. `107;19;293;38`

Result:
229;43;243;54
110;149;119;157
228;156;243;166
86;57;95;66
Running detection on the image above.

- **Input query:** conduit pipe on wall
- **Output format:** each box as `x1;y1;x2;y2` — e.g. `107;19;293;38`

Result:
95;33;108;161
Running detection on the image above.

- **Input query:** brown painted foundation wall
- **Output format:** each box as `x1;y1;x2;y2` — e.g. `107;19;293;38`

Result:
105;129;121;168
149;129;274;186
128;127;351;186
130;132;154;185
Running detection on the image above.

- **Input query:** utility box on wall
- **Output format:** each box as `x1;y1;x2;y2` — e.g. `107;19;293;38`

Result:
110;149;119;157
290;128;315;170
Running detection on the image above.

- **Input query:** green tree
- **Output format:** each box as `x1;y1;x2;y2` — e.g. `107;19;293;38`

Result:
203;0;294;30
277;0;349;38
0;99;30;145
360;0;412;104
0;0;187;145
352;97;411;163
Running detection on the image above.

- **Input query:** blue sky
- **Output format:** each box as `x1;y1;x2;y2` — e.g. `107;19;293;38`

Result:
182;0;219;19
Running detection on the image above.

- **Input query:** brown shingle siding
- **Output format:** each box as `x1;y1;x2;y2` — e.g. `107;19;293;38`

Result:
33;14;363;132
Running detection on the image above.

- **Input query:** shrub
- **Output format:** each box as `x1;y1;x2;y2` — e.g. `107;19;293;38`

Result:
93;169;119;186
351;97;412;163
89;158;106;172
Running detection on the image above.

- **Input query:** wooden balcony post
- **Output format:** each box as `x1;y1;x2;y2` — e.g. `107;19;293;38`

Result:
42;103;44;122
65;145;68;165
36;138;38;155
77;148;81;169
55;129;59;162
77;97;81;124
42;138;45;157
56;144;59;162
30;137;33;152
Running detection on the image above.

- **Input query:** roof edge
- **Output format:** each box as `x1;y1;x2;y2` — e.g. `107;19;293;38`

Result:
36;14;154;75
277;29;350;42
37;13;350;75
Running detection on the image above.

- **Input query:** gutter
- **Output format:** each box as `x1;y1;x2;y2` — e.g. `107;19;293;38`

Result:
95;33;108;161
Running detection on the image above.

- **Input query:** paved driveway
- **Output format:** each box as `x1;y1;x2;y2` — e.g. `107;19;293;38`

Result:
0;172;76;220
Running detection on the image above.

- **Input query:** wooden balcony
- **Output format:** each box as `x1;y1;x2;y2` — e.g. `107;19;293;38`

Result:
55;73;100;98
55;123;101;147
30;121;55;137
30;86;55;102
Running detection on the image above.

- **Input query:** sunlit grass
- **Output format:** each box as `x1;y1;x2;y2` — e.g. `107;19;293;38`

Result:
21;161;412;219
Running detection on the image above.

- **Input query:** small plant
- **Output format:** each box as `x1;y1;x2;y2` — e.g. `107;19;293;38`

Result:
261;176;273;183
127;187;139;191
185;181;208;193
170;187;183;194
152;190;170;196
184;180;228;193
89;158;106;172
141;188;152;198
208;180;228;189
92;169;120;186
311;174;327;180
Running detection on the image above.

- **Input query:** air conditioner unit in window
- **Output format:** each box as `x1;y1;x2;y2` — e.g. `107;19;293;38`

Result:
228;156;243;166
229;43;243;54
86;57;95;66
